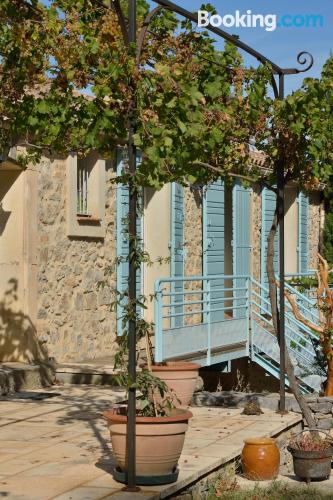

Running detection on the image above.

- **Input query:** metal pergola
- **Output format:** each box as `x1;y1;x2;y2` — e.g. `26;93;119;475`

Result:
124;0;314;490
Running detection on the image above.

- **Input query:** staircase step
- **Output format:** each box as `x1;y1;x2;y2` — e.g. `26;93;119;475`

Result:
252;318;322;393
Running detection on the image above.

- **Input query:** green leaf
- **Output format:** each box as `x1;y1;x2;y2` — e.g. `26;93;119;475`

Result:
37;101;49;115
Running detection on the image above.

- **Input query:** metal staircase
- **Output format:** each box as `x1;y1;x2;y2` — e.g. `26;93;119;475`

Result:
154;274;326;393
250;278;325;394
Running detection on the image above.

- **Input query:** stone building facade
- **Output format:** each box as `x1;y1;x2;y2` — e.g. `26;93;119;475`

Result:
0;150;325;364
36;156;117;363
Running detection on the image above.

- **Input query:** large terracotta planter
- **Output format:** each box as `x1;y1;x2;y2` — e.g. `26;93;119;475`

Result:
104;407;192;477
143;361;200;407
241;437;280;480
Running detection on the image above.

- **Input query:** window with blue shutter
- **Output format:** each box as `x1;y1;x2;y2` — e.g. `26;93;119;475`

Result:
261;187;279;298
203;180;225;322
116;149;142;336
232;181;251;318
298;191;309;273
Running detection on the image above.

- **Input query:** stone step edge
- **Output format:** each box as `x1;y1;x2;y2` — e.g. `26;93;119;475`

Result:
0;362;55;394
55;362;120;375
54;363;125;385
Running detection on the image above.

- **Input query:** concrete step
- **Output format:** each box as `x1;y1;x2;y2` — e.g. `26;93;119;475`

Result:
0;362;55;395
55;352;149;386
55;360;121;386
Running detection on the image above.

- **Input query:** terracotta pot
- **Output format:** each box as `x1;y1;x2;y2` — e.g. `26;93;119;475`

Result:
143;361;200;407
104;407;192;477
241;437;280;480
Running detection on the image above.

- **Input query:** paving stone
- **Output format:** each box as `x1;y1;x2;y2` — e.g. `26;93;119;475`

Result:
107;492;159;500
0;458;46;476
83;474;120;489
0;476;90;500
52;485;119;499
0;386;302;500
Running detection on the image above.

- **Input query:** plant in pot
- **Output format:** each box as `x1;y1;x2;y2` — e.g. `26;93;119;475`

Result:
111;234;200;409
288;429;333;483
103;287;193;485
142;331;200;407
137;247;200;407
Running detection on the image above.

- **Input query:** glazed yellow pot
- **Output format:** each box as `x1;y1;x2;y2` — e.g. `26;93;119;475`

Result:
241;437;280;480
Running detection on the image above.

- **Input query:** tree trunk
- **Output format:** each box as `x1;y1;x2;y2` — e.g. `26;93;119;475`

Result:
323;333;333;396
266;207;316;427
325;357;333;396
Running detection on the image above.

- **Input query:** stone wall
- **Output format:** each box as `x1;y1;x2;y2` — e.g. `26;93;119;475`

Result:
251;187;262;283
33;161;324;364
184;187;203;325
36;156;117;363
284;395;333;431
251;188;324;279
308;192;324;269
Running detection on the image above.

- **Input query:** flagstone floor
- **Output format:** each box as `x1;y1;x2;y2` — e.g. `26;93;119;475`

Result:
0;385;302;500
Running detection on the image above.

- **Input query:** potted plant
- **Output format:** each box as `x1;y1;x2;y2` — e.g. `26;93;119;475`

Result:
143;361;200;407
288;429;333;483
142;334;200;407
103;298;192;485
103;370;192;483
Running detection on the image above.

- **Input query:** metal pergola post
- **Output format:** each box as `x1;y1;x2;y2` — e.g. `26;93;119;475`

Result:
124;0;314;487
277;74;286;413
124;0;139;492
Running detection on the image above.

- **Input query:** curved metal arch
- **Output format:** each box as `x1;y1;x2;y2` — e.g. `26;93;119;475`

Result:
153;0;314;79
153;0;284;73
136;6;163;66
296;52;314;73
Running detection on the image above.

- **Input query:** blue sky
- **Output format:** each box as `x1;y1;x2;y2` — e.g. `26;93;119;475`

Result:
150;0;332;94
41;0;332;95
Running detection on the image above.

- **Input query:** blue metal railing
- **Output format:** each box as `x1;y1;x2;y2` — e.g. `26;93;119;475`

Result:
154;273;324;393
154;274;250;363
250;277;324;393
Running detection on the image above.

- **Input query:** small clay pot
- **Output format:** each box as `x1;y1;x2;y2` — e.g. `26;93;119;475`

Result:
143;361;200;407
241;437;280;480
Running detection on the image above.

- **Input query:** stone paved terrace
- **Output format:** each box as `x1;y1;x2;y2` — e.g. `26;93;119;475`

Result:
0;385;302;500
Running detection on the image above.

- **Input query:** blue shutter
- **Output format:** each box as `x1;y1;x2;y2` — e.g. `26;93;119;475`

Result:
203;180;225;322
116;149;142;336
232;181;251;318
261;187;279;295
171;183;184;327
298;191;309;273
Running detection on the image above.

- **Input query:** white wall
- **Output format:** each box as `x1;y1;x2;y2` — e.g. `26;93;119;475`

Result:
0;167;40;362
143;185;171;324
285;187;298;274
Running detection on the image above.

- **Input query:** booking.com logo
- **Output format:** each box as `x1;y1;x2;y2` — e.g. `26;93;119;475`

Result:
198;10;324;32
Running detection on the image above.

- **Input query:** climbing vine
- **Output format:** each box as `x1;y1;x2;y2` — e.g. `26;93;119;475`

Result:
1;1;333;421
